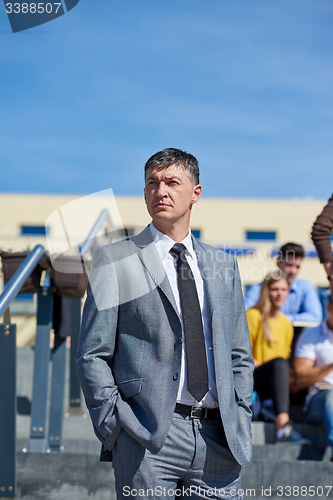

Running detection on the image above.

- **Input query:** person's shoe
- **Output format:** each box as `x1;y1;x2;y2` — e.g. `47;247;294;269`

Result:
276;423;311;446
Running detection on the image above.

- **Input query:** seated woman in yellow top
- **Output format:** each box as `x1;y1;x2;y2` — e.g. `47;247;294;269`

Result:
247;270;309;445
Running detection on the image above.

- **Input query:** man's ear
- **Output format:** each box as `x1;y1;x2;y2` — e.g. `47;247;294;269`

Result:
144;188;147;204
192;184;202;204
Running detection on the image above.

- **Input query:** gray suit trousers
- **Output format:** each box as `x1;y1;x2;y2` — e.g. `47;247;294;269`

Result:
112;412;242;500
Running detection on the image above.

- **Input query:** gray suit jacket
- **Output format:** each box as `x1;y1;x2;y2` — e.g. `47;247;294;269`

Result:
76;226;254;466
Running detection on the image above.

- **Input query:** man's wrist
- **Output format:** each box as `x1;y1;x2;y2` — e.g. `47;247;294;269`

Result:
323;260;333;277
328;274;333;281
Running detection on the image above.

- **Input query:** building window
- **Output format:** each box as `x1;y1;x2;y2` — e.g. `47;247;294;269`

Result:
191;229;201;239
15;293;34;301
21;225;49;236
246;231;276;241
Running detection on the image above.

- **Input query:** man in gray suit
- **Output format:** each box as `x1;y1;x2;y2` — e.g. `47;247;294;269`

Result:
76;148;254;499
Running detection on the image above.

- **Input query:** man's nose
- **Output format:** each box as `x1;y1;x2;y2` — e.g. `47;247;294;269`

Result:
156;182;167;197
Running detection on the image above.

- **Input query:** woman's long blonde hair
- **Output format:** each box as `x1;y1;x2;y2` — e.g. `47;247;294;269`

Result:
254;270;289;343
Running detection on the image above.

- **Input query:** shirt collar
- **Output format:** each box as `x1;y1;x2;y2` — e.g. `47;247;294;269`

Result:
289;277;299;293
149;222;195;260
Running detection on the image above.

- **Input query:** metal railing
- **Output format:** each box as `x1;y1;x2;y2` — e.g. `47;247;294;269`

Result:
0;244;45;318
80;208;114;257
0;244;46;499
68;209;115;413
0;210;116;499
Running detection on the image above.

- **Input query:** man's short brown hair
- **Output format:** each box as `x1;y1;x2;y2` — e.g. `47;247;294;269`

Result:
144;148;200;185
278;242;305;261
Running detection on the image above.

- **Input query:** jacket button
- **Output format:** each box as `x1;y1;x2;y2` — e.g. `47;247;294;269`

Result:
173;373;179;380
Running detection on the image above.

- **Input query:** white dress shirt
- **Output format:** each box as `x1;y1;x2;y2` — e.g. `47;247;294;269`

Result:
295;319;333;408
149;223;218;408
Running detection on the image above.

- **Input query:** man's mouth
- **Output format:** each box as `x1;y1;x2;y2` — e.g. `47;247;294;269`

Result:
155;202;169;207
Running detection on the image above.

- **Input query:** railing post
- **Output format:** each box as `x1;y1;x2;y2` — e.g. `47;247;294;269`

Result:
69;298;83;413
48;334;67;452
24;274;53;453
0;323;17;499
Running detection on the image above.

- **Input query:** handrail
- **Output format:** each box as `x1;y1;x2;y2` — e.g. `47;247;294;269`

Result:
80;209;113;257
0;244;45;317
0;208;114;317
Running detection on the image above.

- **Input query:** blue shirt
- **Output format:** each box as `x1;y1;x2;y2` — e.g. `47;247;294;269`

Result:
244;277;323;324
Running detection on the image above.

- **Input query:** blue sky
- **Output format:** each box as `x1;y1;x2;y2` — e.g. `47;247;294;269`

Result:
1;0;333;199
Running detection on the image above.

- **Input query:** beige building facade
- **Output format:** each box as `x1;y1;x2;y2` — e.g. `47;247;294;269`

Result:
0;192;331;291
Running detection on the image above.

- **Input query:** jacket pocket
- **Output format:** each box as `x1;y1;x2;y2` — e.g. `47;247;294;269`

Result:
234;387;252;415
118;378;143;400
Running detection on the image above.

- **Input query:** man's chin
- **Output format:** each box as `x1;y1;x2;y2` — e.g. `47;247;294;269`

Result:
152;213;177;229
153;211;172;220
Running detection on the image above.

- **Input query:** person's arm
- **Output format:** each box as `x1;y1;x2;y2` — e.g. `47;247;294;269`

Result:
323;261;333;297
294;357;333;390
244;283;261;310
323;261;333;276
232;258;255;412
311;195;333;294
76;246;122;450
288;281;323;323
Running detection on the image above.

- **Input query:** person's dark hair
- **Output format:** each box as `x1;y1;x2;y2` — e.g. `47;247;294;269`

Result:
144;148;200;185
278;242;305;261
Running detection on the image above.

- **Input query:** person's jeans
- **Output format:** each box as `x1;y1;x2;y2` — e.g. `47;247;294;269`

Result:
306;389;333;448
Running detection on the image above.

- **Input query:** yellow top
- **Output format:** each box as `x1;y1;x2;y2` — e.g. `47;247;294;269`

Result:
246;307;294;364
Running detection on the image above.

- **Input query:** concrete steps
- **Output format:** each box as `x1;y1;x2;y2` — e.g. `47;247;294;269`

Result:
252;420;330;449
16;452;116;500
242;459;333;499
252;443;332;462
15;448;333;500
13;347;333;499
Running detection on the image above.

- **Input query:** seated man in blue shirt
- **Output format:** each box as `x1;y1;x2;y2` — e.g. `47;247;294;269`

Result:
244;242;322;324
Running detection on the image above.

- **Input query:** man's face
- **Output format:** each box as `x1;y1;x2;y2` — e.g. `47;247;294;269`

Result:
277;256;303;284
144;164;201;227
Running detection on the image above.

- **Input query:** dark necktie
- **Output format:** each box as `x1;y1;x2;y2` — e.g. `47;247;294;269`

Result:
170;243;209;402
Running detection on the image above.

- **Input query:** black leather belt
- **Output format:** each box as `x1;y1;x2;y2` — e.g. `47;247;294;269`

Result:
175;403;219;420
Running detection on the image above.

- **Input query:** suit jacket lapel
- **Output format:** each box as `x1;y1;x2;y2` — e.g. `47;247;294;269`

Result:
131;226;179;317
192;237;215;319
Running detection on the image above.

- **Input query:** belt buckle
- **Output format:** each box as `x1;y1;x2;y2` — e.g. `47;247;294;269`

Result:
190;406;206;419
